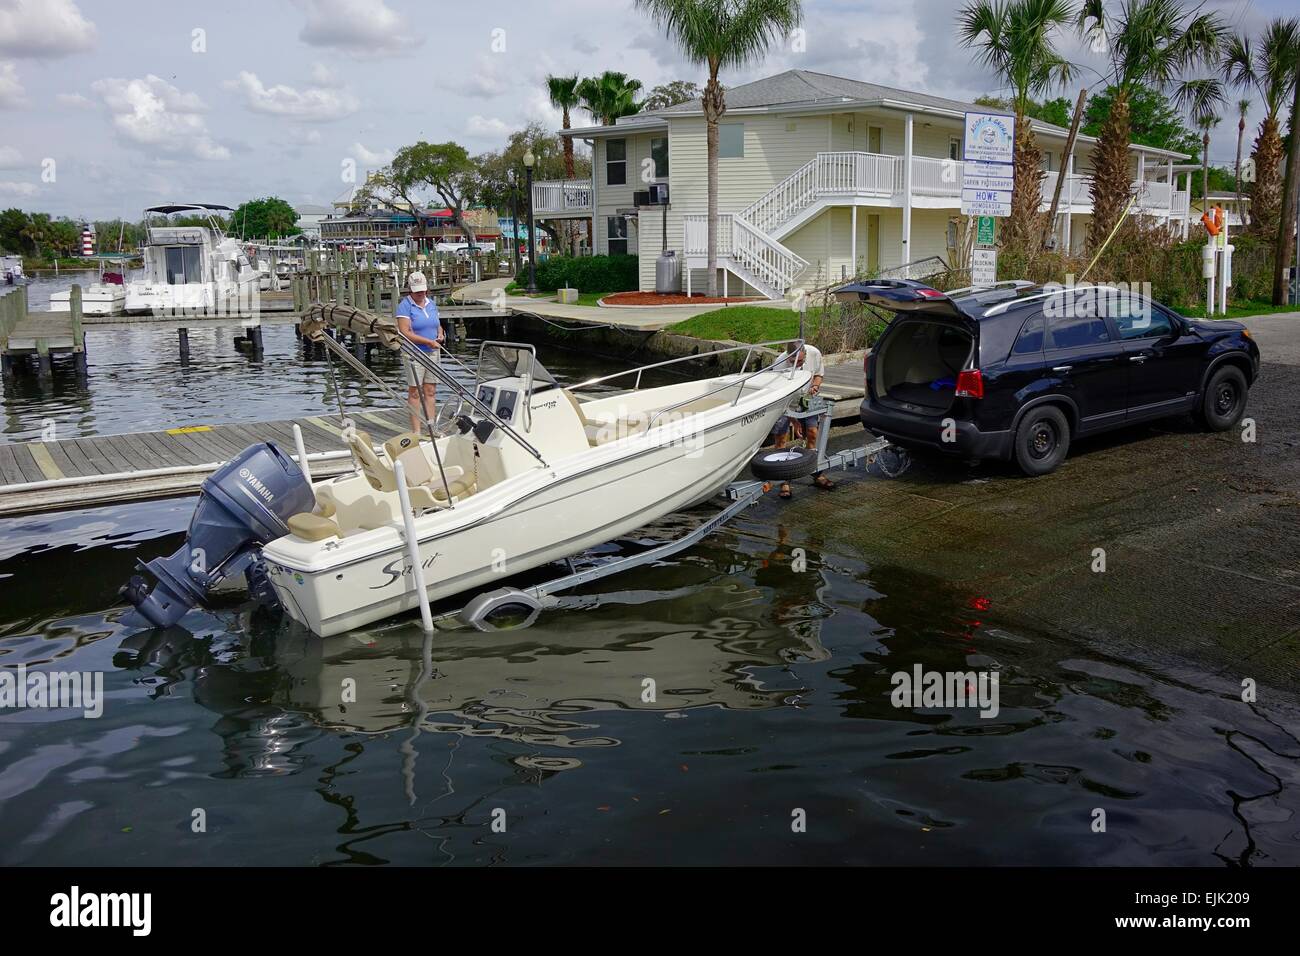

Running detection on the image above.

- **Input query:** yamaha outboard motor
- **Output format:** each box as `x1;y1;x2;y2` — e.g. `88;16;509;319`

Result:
119;442;315;630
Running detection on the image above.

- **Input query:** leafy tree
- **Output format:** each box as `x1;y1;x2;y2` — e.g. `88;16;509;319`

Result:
0;207;28;254
643;80;701;110
478;124;591;254
363;141;484;247
1081;83;1199;155
959;0;1075;254
636;0;804;296
229;197;301;240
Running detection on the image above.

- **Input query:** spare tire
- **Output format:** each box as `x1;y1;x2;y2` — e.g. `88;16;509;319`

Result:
749;446;820;480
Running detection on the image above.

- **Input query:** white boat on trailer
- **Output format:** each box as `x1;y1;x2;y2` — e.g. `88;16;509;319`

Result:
119;303;812;637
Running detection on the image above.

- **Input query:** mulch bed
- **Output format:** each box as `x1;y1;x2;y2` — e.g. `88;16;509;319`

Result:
600;292;764;306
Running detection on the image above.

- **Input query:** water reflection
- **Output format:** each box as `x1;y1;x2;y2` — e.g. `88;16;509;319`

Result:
1;499;1298;865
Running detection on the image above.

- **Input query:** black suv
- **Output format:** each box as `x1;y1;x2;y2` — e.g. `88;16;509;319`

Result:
837;279;1260;476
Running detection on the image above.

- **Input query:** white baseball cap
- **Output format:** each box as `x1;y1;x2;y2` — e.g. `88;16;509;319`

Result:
408;271;428;292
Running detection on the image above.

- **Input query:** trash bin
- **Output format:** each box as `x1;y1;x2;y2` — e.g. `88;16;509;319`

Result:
656;250;680;294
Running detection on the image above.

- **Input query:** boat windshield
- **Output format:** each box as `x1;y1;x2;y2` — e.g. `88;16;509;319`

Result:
478;344;558;388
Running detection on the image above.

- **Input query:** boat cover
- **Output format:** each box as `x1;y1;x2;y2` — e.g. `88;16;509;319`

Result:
299;303;405;350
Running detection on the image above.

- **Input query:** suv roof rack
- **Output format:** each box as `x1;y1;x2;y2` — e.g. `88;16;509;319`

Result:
982;283;1120;317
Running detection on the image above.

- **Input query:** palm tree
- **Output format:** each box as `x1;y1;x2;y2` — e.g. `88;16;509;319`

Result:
1233;97;1250;217
576;71;644;126
546;74;581;179
958;0;1075;254
1194;112;1220;205
1177;75;1225;203
1221;18;1300;238
547;74;583;255
635;0;804;297
1076;0;1226;253
1272;37;1300;305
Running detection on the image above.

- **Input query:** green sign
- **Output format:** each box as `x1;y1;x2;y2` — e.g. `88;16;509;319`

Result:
977;216;996;245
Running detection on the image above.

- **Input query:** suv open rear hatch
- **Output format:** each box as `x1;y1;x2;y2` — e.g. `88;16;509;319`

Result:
835;278;969;320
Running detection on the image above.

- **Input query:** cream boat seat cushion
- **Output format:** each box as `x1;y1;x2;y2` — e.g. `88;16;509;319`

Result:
382;432;470;502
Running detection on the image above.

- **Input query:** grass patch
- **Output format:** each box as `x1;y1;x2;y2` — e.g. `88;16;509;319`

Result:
667;304;807;343
1173;299;1297;320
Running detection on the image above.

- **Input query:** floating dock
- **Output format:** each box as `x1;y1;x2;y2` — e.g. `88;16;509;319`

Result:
0;408;414;517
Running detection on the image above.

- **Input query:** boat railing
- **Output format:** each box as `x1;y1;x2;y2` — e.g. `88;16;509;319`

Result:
572;338;804;394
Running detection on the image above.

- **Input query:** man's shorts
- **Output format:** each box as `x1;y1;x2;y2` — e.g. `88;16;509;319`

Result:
403;349;439;387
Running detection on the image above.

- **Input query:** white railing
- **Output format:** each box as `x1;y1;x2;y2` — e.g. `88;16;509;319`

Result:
742;151;903;235
683;213;805;296
732;217;808;293
1135;180;1172;211
910;156;962;197
1040;172;1091;208
532;178;593;215
1171;190;1190;218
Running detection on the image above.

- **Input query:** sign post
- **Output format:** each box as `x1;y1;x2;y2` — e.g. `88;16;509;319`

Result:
962;112;1014;287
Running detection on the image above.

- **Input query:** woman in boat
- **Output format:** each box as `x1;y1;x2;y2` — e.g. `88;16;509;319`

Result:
395;270;444;432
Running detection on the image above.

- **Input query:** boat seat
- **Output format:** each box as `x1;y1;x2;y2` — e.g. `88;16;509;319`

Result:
288;512;342;541
347;429;438;510
382;431;473;503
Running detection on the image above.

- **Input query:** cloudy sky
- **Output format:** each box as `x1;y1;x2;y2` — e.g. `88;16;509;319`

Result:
0;0;1288;220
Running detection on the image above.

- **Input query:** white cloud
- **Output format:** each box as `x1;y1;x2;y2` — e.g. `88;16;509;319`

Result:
466;115;513;138
55;91;93;109
303;129;322;145
226;71;359;122
0;144;21;167
350;142;393;166
456;55;511;99
0;180;38;196
0;0;96;59
295;0;423;55
0;60;22;107
90;75;230;161
310;62;341;87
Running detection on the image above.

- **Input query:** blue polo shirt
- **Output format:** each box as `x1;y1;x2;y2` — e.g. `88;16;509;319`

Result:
396;295;441;352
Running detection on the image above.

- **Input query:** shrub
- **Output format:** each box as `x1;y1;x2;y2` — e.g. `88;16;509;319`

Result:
533;254;638;293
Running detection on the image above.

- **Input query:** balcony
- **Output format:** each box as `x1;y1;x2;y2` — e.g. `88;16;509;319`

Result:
531;179;593;217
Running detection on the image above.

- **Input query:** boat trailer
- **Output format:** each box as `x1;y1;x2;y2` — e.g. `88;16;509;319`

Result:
450;430;893;632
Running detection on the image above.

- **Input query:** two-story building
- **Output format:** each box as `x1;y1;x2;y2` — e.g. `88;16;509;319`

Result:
534;69;1193;299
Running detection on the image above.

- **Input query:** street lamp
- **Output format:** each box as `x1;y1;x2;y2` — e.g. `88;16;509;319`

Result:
523;148;538;294
509;170;522;278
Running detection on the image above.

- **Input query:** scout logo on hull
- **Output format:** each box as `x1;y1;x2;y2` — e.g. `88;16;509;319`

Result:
371;552;441;589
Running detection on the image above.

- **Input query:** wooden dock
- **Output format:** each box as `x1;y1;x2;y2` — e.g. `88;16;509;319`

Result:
1;283;86;381
0;408;413;517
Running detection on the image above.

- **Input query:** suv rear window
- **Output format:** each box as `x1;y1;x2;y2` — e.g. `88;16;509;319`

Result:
1013;315;1045;354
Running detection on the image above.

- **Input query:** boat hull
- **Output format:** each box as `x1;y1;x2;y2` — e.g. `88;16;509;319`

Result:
263;385;797;636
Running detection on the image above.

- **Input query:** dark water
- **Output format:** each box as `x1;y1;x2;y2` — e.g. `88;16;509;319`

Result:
1;490;1297;866
0;294;620;441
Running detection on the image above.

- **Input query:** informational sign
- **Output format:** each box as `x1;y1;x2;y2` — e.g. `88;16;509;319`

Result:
962;112;1015;217
971;247;997;286
976;216;996;245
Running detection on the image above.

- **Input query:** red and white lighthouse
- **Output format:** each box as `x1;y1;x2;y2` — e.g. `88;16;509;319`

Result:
81;225;94;257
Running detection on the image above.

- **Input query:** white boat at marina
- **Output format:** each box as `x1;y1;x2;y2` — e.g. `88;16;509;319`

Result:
49;283;126;315
124;203;260;315
120;304;809;637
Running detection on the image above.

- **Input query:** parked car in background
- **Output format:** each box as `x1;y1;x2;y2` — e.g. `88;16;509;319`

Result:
836;279;1260;476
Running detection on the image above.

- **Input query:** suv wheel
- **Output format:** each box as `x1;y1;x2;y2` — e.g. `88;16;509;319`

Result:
1013;405;1070;476
1198;365;1247;431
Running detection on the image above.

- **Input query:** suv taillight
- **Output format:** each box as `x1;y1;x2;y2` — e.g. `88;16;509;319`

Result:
955;369;984;399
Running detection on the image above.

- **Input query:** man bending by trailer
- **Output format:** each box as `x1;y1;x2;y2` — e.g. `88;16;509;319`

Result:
769;340;833;499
